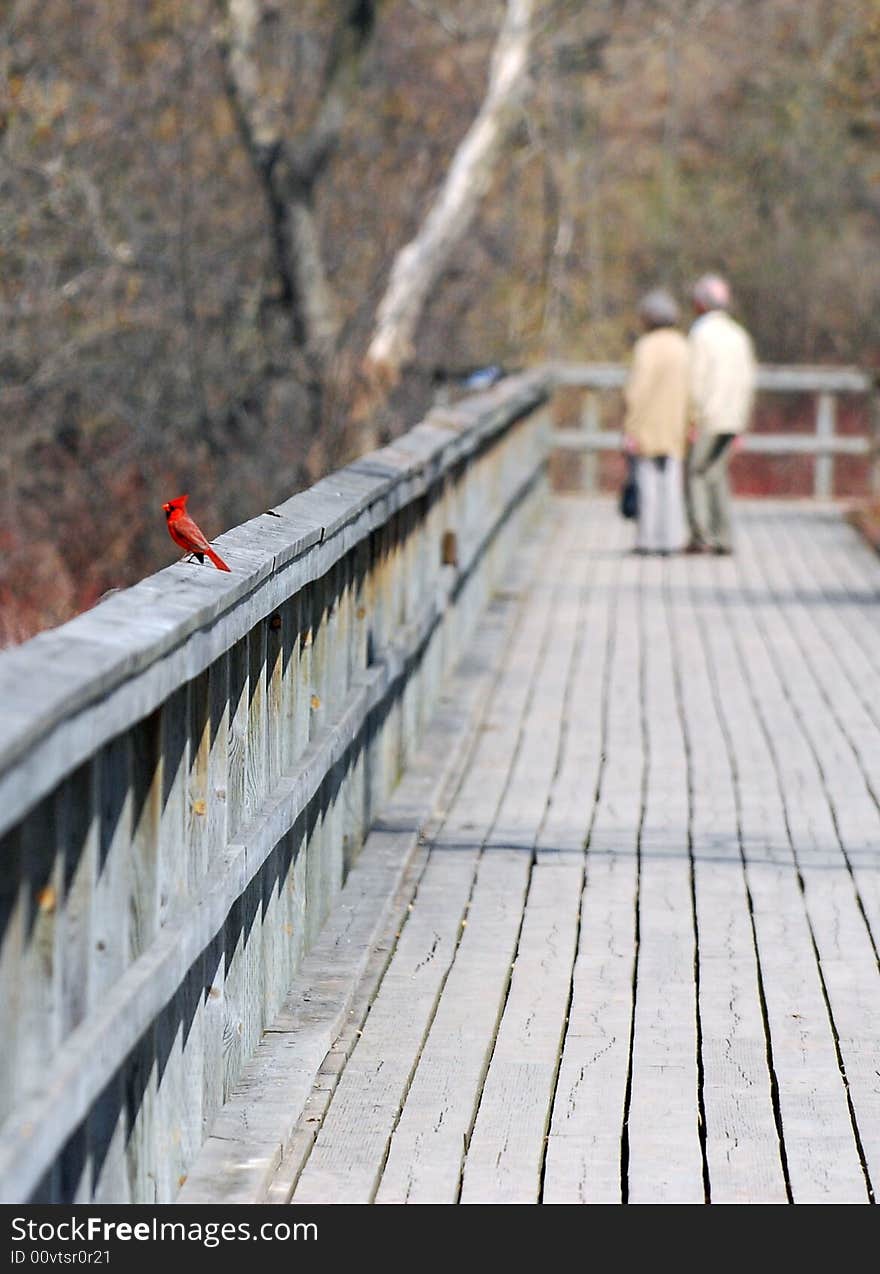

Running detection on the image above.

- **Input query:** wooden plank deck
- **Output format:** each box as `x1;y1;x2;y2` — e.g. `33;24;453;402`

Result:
201;496;880;1205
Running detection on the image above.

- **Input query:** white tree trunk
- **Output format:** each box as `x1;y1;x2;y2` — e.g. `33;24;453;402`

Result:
226;0;281;152
363;0;535;386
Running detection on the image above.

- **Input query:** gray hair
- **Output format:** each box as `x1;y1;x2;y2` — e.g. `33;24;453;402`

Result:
638;288;680;328
692;273;731;311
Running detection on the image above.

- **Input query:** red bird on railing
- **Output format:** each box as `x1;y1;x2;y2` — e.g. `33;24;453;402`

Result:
162;494;230;571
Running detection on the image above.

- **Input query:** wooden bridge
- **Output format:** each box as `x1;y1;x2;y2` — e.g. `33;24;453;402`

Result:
1;366;878;1205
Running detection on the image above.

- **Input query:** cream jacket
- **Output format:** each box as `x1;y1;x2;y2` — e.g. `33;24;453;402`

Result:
689;309;757;436
623;326;691;459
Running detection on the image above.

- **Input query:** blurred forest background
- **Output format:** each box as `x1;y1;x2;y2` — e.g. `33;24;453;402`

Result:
1;0;879;644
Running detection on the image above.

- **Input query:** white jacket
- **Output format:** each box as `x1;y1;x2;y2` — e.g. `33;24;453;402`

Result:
689;309;757;436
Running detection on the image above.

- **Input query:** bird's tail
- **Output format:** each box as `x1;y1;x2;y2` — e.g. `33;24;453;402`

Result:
205;546;231;572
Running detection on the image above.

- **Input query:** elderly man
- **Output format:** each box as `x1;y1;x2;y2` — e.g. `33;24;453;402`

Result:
622;287;690;555
685;273;757;555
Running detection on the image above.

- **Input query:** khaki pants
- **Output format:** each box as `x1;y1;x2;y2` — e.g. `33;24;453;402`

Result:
686;433;735;551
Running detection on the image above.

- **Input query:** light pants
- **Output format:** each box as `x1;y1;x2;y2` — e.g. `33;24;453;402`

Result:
687;433;735;551
635;455;686;553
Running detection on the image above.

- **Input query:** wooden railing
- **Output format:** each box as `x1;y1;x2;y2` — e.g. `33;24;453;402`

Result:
1;357;875;1205
0;371;551;1203
549;362;880;498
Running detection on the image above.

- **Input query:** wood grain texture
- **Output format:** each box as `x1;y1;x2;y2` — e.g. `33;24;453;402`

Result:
283;500;875;1206
459;864;582;1204
292;515;565;1204
378;511;585;1203
624;551;702;1204
693;515;868;1202
665;549;787;1204
731;509;877;1196
542;507;631;1203
7;438;880;1212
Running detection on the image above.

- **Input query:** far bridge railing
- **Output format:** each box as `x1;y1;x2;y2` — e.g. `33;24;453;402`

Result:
548;362;880;499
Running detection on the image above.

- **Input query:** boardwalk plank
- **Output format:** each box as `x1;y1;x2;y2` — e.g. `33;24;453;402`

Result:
291;512;571;1204
376;502;598;1203
734;511;880;1193
807;512;880;677
665;550;787;1203
766;510;880;944
536;502;621;862
625;554;703;1204
372;852;530;1204
165;497;880;1206
459;863;582;1203
693;530;868;1203
543;514;638;1204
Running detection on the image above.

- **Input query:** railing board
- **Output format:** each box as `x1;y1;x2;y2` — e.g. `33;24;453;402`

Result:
245;624;268;830
129;713;161;963
225;638;249;845
123;1029;157;1204
552;362;872;394
294;591;313;766
0;378;546;802
153;986;188;1202
56;764;98;1038
89;1073;127;1203
93;738;132;999
0;373;550;1201
551;430;871;455
186;674;211;897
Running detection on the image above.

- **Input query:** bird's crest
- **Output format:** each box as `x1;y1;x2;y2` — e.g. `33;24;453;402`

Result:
162;494;189;516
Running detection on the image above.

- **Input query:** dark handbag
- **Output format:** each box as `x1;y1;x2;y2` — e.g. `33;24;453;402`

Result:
620;454;639;520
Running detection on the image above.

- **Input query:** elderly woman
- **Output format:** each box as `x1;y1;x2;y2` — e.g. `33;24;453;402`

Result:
622;288;690;555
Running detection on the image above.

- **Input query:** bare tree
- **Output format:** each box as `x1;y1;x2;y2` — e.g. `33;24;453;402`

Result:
215;0;536;449
215;0;378;375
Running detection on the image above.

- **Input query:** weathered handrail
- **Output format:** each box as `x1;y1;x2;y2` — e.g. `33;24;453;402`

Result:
550;361;874;393
2;355;876;1204
549;361;880;498
0;371;551;1203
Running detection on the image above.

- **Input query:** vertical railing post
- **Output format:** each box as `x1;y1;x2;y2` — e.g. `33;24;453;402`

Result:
870;378;880;500
815;391;835;499
581;390;599;493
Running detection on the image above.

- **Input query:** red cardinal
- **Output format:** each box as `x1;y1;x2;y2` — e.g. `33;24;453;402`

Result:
162;494;230;571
